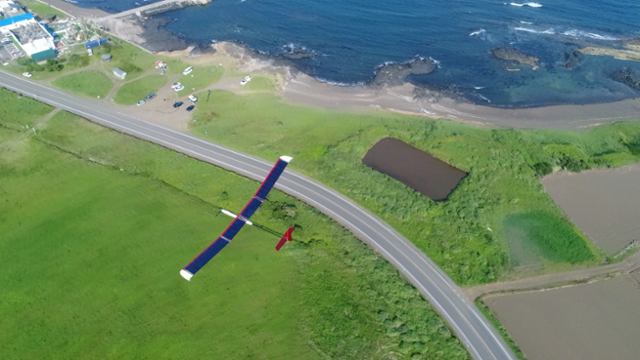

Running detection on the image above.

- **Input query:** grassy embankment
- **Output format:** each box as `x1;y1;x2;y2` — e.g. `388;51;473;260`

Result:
188;88;640;285
21;0;67;19
0;88;469;359
52;70;113;98
114;74;168;105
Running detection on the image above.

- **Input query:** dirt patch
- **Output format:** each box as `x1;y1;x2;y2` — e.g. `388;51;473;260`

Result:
542;164;640;255
362;137;467;201
485;276;640;360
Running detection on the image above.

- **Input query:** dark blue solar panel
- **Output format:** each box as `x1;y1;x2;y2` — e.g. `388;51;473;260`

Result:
184;237;231;274
182;157;291;278
255;160;288;200
240;198;263;220
222;218;246;240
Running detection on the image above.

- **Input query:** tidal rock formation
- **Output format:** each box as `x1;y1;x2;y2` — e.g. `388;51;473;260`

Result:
579;39;640;63
563;49;584;70
280;45;316;60
491;47;539;69
612;69;640;91
372;57;438;87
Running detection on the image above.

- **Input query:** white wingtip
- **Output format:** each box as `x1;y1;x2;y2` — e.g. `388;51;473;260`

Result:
180;269;194;281
279;156;293;163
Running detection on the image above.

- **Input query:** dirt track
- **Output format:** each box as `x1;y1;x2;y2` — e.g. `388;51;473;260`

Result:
465;251;640;300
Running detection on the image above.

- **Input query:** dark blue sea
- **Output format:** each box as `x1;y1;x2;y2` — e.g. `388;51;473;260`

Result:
73;0;640;107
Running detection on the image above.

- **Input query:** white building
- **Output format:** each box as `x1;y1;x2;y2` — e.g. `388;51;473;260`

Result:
113;67;127;80
0;13;57;62
0;0;24;18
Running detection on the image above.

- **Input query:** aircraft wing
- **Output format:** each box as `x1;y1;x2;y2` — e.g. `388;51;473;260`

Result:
180;156;292;281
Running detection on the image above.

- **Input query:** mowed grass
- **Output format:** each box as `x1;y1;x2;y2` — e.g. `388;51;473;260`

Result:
189;88;640;285
20;0;66;18
178;66;224;92
0;90;469;359
52;70;113;98
0;88;52;130
114;75;167;105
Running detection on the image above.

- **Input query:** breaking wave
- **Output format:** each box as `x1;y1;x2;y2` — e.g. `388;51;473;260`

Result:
514;26;619;41
509;2;543;7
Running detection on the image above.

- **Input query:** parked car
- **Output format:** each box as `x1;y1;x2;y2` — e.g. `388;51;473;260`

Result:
173;101;184;108
188;94;198;103
186;105;195;112
146;93;157;100
183;66;193;75
174;85;185;92
171;82;181;89
22;72;32;78
137;100;146;106
240;75;251;86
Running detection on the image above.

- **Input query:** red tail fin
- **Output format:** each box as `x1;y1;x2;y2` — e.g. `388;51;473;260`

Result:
275;226;295;251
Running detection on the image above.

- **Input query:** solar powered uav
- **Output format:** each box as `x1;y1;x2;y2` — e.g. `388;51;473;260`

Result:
180;156;294;281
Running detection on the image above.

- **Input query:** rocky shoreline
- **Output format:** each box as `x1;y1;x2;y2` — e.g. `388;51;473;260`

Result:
491;47;539;70
37;0;640;119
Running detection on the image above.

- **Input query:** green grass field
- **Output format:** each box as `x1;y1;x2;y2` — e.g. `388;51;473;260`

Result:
52;70;113;98
114;75;168;105
188;88;640;285
21;0;67;19
178;66;224;92
0;88;469;359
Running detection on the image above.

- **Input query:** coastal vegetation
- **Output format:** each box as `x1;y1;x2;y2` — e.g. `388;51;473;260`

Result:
504;211;595;264
114;74;167;105
0;88;469;359
188;88;640;285
52;70;113;98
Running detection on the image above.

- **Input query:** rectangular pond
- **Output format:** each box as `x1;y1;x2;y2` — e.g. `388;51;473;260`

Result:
362;137;467;201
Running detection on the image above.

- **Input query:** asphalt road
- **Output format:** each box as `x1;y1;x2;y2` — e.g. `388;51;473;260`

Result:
0;69;516;360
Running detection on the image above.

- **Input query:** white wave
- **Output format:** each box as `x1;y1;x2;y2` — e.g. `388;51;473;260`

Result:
562;29;618;41
510;2;543;7
469;29;486;37
315;77;365;87
476;94;491;103
520;21;533;24
514;27;554;35
474;86;485;90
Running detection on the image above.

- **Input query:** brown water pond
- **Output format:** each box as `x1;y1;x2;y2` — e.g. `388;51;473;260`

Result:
362;137;467;201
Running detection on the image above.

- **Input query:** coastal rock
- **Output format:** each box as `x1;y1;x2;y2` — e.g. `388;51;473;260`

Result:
491;47;539;69
612;69;640;91
372;57;438;87
579;40;640;63
563;50;583;70
280;45;315;60
139;18;189;52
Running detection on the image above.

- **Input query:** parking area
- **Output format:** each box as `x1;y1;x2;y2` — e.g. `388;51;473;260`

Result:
0;41;22;61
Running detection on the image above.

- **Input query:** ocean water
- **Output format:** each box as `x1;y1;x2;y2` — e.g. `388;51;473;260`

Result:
75;0;640;107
